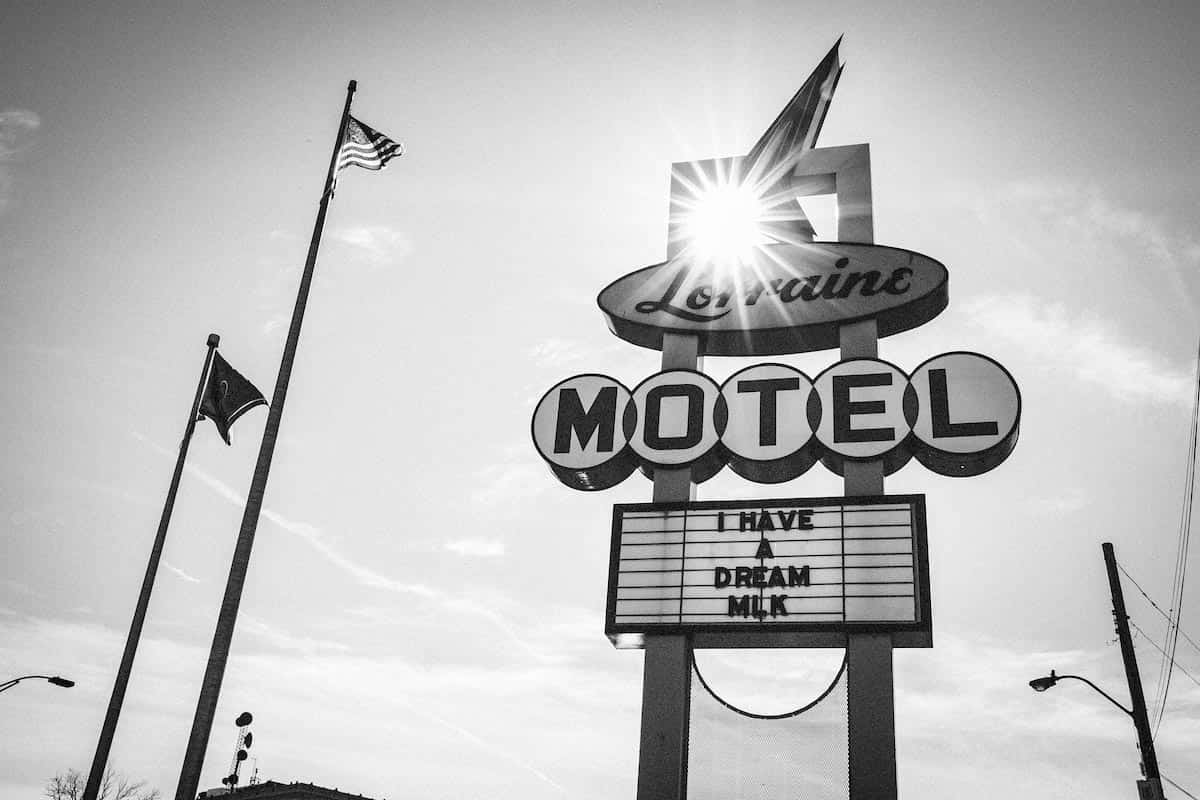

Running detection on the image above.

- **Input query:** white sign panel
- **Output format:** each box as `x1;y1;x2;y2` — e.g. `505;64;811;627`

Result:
606;495;930;648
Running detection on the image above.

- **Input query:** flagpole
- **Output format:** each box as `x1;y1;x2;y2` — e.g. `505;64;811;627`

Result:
83;333;220;800
174;80;357;800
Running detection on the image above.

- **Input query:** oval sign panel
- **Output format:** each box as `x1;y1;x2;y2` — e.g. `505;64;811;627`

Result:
597;242;949;356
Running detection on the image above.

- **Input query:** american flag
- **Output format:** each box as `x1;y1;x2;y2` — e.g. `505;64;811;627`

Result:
336;116;404;172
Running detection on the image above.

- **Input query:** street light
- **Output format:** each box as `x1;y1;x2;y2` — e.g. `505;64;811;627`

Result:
1028;669;1133;716
1029;667;1166;800
0;674;75;694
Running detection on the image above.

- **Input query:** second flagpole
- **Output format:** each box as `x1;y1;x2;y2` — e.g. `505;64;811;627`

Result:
174;80;357;800
82;334;219;800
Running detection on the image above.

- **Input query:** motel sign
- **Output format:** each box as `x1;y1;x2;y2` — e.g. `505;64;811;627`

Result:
528;38;1020;800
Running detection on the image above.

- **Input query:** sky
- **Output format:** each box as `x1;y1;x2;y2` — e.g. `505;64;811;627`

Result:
2;1;1200;798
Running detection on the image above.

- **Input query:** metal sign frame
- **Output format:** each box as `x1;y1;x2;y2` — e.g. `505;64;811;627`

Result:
605;495;931;649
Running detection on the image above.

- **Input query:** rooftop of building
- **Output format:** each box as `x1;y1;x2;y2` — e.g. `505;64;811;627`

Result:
197;780;380;800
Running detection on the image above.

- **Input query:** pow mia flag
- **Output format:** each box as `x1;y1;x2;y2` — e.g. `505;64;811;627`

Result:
198;352;267;445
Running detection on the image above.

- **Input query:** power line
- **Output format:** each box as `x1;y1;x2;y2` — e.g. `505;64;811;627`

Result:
1118;563;1172;621
1151;336;1200;738
1118;561;1200;662
1130;620;1200;691
1164;773;1200;800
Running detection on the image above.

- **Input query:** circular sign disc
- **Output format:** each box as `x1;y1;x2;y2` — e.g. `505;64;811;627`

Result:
813;358;911;461
909;352;1020;476
630;369;722;468
531;374;637;490
718;363;818;482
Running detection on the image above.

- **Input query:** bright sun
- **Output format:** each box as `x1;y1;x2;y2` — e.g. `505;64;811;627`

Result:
681;182;769;263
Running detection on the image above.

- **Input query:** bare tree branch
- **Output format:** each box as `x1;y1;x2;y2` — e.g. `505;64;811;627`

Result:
45;768;159;800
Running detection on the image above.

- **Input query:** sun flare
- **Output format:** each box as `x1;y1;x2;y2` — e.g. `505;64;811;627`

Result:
681;182;770;263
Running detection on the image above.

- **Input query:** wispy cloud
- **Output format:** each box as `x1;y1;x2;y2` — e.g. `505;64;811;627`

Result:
0;578;42;599
396;699;568;793
528;338;590;370
987;180;1200;313
252;253;301;335
330;224;413;266
0;109;39;216
471;459;548;510
130;431;557;662
445;538;506;557
131;430;437;599
0;109;39;160
964;294;1193;406
162;560;201;584
261;314;288;335
1000;180;1200;270
261;508;440;598
1022;486;1089;515
239;614;350;654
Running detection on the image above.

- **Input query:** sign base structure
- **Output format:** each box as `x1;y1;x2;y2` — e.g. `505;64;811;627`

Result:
606;495;931;650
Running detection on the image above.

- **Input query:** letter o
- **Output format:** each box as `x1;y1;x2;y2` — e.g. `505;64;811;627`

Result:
630;369;723;481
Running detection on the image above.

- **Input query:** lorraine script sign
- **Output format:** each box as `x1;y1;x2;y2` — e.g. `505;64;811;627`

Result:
597;242;949;356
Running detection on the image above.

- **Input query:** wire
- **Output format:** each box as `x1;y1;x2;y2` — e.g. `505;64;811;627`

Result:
1130;620;1200;690
1164;773;1200;800
1118;560;1200;662
1119;564;1173;621
1152;336;1200;738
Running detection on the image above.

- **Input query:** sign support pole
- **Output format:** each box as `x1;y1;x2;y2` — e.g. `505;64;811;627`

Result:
636;331;699;800
636;181;702;800
797;143;898;799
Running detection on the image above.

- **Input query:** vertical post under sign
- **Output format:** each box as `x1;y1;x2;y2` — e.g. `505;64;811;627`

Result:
797;144;898;799
636;172;701;800
636;331;699;800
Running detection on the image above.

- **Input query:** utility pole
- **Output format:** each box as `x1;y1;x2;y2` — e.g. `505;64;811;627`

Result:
1102;542;1165;800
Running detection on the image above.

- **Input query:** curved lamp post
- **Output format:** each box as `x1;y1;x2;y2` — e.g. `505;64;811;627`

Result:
1028;669;1133;716
1029;667;1165;800
0;674;75;694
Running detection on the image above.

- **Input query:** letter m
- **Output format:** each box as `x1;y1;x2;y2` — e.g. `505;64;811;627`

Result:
554;387;618;454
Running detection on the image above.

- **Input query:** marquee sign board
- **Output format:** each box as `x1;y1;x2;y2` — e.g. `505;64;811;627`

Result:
597;242;949;356
606;495;930;649
531;352;1020;490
